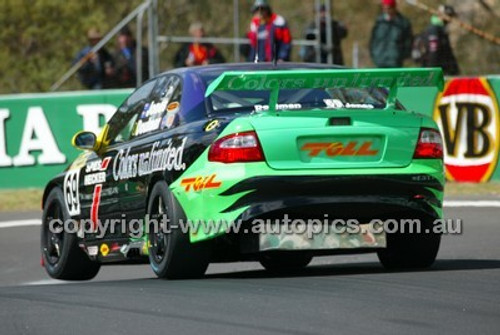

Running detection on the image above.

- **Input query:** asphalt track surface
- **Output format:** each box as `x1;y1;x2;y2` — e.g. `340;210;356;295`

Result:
0;205;499;335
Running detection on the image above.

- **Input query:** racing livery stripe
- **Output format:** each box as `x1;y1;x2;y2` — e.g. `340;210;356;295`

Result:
91;184;102;232
219;174;443;219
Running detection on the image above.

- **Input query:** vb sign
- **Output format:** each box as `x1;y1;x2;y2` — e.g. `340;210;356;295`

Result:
434;78;500;182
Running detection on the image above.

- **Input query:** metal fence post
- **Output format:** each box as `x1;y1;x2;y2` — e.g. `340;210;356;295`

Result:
325;0;333;64
136;9;144;86
314;0;322;63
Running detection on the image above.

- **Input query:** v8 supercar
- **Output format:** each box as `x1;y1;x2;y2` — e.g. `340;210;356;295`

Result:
41;63;445;279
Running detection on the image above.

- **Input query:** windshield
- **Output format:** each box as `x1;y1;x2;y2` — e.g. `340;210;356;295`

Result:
201;72;405;114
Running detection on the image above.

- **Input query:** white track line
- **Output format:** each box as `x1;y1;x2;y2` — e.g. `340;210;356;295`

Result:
0;201;499;229
22;279;67;286
0;219;41;229
443;201;500;208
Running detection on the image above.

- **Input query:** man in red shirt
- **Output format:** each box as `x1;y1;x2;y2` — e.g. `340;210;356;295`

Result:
247;0;292;62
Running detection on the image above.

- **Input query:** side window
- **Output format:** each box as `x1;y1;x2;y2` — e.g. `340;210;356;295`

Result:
129;75;183;139
105;79;157;144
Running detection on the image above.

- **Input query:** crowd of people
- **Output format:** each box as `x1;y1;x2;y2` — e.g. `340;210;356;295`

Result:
75;0;460;90
370;0;459;74
74;27;149;90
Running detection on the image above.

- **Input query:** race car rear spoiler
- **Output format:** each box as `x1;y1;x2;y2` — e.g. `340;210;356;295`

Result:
205;68;444;111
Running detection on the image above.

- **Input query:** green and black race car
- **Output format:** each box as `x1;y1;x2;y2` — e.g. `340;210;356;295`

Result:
41;63;445;279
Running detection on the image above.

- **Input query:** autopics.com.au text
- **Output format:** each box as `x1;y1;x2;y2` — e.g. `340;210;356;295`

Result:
47;214;463;239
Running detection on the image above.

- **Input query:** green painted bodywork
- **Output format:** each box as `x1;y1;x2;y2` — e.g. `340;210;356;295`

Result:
170;114;444;243
170;68;445;243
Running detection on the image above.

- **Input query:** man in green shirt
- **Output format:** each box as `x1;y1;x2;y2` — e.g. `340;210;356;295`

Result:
370;0;413;68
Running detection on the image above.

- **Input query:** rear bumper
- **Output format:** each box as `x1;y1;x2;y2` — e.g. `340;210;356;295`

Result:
171;159;444;243
221;174;443;222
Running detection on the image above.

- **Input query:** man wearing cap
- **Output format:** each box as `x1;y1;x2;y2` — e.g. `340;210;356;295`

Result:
417;5;459;75
74;28;115;89
247;0;292;62
369;0;413;68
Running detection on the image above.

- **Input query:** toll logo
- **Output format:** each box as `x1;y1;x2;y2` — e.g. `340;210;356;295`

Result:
301;141;379;157
434;78;500;182
180;174;222;192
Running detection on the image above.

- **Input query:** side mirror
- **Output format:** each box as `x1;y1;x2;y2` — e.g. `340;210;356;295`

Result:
72;131;98;151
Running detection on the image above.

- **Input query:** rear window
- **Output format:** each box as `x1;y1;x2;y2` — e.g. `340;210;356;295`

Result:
201;72;405;114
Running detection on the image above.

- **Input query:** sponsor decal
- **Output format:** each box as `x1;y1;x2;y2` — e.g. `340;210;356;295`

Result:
134;117;162;136
135;100;180;136
254;103;302;112
180;174;222;192
301;141;379;157
324;99;374;109
111;242;121;252
84;157;111;186
100;243;110;257
87;245;98;257
84;172;106;186
434;78;500;182
84;157;112;230
144;99;169;118
63;169;81;216
161;101;180;129
113;138;187;181
204;119;220;132
80;186;118;201
225;72;438;91
167;101;180;112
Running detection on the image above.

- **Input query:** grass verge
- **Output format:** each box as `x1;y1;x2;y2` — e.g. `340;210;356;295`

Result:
0;189;43;212
445;182;500;197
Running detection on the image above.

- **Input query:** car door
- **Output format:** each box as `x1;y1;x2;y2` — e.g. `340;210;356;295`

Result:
78;78;158;238
115;74;184;221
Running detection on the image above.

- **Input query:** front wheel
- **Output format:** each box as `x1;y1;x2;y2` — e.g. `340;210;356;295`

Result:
147;181;211;279
41;188;100;280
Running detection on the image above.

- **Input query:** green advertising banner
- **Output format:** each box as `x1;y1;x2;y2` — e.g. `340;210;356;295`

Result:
0;89;131;189
1;76;500;189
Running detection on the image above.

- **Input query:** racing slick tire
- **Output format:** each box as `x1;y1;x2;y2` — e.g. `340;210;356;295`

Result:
377;222;441;270
41;188;101;280
147;181;211;279
259;252;313;272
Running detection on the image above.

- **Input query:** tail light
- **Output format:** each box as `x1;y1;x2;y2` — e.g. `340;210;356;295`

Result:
208;131;264;163
413;128;443;159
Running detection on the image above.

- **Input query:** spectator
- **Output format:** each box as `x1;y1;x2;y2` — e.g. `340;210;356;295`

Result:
413;5;460;75
247;0;292;62
301;4;348;65
369;0;413;68
74;28;114;89
173;22;225;68
113;27;149;88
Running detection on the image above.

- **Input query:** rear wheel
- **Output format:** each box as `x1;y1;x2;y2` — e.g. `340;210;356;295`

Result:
377;222;441;270
147;181;211;279
41;188;100;280
259;252;313;272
